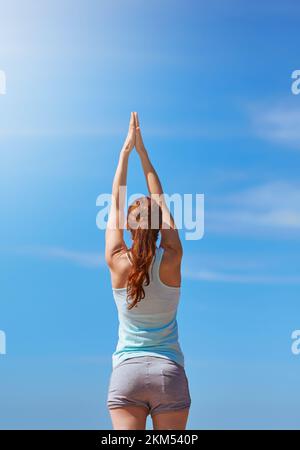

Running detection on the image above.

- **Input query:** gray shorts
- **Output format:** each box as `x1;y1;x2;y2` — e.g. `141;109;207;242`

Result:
107;356;191;416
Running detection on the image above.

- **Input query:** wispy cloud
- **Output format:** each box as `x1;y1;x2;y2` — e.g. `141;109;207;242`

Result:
0;126;125;139
15;245;104;268
207;181;300;237
249;101;300;149
183;269;300;284
182;246;300;284
11;240;300;285
0;123;246;140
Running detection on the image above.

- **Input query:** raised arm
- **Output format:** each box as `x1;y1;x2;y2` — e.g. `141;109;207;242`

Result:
134;112;183;255
105;112;135;267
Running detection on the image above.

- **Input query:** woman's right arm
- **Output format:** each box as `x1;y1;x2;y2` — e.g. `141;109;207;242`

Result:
105;113;135;268
134;113;183;256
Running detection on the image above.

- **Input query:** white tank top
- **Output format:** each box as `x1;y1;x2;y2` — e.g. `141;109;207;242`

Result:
111;246;185;369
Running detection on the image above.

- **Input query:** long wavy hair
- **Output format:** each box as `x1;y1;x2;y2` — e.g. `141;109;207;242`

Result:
126;196;163;310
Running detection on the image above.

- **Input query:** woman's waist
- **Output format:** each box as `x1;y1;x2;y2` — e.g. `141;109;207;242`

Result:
118;320;179;338
117;328;180;347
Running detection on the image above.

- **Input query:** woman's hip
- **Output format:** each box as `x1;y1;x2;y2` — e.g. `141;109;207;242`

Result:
107;355;191;412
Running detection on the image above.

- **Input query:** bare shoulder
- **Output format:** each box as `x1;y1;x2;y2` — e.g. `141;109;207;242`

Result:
160;244;183;265
107;248;132;289
159;245;182;287
106;247;130;271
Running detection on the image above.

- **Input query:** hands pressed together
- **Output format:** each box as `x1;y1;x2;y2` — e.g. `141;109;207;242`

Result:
122;112;146;155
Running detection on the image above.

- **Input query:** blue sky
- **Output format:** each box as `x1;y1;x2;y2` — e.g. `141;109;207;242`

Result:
0;0;300;429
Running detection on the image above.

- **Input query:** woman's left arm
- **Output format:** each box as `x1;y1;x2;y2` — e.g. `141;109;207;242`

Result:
105;113;135;268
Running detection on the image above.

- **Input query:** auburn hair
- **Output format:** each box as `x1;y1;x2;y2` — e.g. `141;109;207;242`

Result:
126;196;163;310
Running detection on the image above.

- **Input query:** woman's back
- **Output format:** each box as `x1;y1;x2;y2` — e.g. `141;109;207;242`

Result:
111;246;185;370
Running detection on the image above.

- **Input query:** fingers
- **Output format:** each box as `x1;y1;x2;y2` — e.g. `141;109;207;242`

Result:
134;112;140;130
129;112;135;130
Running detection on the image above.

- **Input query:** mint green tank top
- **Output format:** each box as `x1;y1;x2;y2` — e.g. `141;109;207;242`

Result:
111;246;185;369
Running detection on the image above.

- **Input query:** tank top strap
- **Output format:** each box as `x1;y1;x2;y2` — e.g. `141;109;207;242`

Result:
126;250;133;265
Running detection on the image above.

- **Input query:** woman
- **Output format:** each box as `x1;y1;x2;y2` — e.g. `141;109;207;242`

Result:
105;112;191;430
